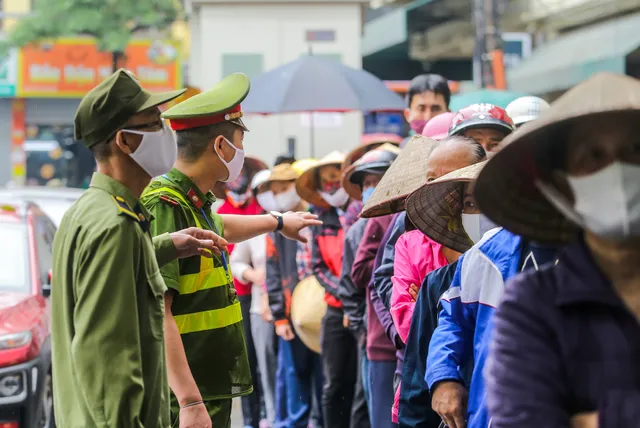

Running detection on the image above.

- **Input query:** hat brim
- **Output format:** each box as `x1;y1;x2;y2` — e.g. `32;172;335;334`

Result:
290;276;327;354
475;110;640;244
342;140;400;171
406;161;487;253
138;89;187;112
230;117;249;132
360;136;438;218
296;162;341;209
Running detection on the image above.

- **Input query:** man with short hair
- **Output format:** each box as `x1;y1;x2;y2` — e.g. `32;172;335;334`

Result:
52;69;227;428
404;74;452;135
141;73;321;428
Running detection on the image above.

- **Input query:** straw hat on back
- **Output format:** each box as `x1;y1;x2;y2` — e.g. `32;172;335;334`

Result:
475;72;640;244
406;161;487;253
295;151;346;209
360;135;439;218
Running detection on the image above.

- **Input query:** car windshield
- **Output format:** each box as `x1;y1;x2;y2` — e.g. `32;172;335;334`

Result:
0;223;30;293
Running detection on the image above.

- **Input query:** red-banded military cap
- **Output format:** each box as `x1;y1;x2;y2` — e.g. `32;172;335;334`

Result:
162;73;251;132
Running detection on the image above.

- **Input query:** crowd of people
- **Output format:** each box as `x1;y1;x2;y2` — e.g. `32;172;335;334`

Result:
51;66;640;428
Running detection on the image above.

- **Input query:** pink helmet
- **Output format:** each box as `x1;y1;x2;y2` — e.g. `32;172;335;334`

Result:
421;112;456;140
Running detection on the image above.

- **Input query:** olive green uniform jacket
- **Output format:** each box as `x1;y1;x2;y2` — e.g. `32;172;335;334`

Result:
51;173;176;428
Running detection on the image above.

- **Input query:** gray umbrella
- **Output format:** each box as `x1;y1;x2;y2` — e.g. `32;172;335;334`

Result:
242;55;405;114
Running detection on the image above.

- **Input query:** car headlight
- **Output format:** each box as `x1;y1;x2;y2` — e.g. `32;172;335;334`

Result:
0;331;32;350
0;372;24;398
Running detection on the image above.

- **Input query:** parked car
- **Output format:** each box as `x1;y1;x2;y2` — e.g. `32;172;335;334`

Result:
0;200;56;428
0;187;83;227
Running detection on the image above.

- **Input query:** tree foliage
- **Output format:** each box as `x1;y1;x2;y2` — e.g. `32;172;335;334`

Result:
2;0;181;55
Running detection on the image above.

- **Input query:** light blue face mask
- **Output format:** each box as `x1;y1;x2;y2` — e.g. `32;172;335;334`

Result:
362;187;375;204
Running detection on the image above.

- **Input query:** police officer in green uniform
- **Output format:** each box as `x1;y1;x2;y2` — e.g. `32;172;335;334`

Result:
52;69;229;428
141;73;322;428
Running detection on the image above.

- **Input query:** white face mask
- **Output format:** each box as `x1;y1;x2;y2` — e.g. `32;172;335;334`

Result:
123;124;177;178
275;188;302;212
460;213;497;244
216;138;245;183
536;162;640;240
256;191;278;212
319;187;350;208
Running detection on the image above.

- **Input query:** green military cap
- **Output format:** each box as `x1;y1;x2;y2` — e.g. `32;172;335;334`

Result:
74;69;187;148
163;73;250;132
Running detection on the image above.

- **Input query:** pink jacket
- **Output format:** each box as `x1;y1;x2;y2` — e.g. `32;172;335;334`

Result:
390;230;449;344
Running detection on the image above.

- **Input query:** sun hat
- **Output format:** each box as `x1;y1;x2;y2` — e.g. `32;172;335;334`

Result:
264;163;300;186
406;161;488;253
295;151;346;209
290;276;327;354
250;169;271;191
506;96;551;126
475;72;640;244
342;144;400;201
342;134;402;171
291;158;318;176
421;112;456;140
448;103;515;137
360;135;439;218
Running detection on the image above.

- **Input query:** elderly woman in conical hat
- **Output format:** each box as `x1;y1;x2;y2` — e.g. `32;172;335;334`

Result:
408;101;559;428
384;135;488;424
477;73;640;428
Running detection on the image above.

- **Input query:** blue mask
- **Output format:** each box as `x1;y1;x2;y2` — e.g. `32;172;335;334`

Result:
362;187;375;204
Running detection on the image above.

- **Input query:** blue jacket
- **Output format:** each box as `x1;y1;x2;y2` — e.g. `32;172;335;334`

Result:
426;228;523;428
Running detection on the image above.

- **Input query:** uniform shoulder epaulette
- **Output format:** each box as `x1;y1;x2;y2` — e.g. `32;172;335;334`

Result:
112;195;140;222
159;195;180;207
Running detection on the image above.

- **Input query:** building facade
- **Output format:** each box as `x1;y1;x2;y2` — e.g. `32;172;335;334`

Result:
187;0;369;163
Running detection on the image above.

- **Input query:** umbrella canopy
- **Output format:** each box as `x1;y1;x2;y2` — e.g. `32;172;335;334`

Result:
242;55;405;114
449;89;528;111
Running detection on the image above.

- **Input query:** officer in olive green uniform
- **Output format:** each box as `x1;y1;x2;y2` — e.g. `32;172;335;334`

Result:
51;70;221;428
141;74;254;427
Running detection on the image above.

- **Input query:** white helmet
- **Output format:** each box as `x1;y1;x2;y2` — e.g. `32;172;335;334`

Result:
250;169;271;191
506;96;551;126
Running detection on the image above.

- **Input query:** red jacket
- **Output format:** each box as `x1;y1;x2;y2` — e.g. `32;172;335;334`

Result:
217;198;263;296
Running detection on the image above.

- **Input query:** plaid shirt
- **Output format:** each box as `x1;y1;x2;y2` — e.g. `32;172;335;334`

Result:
296;227;314;280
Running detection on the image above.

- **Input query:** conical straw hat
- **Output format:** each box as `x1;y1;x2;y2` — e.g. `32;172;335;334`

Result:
290;276;327;354
475;72;640;244
360;135;439;218
295;151;346;209
406;161;487;253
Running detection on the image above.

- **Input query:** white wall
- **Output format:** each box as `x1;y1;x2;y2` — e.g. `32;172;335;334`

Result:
191;2;364;165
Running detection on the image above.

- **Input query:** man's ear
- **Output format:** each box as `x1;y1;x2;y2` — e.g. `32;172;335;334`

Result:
403;108;411;122
212;135;226;156
114;130;134;155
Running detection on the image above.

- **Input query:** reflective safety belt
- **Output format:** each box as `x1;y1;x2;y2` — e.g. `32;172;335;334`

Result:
173;301;243;334
144;186;232;284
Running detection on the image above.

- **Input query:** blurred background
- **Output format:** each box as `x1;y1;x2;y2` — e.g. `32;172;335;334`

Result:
0;0;638;189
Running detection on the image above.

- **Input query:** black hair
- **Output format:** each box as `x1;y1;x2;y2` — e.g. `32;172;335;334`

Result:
90;140;113;162
405;74;451;108
176;122;238;162
274;154;296;166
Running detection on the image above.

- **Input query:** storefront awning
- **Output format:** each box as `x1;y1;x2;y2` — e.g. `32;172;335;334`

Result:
507;12;640;94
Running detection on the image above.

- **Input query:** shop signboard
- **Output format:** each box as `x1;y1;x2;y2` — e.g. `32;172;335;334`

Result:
502;32;533;69
0;49;18;97
18;38;181;97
